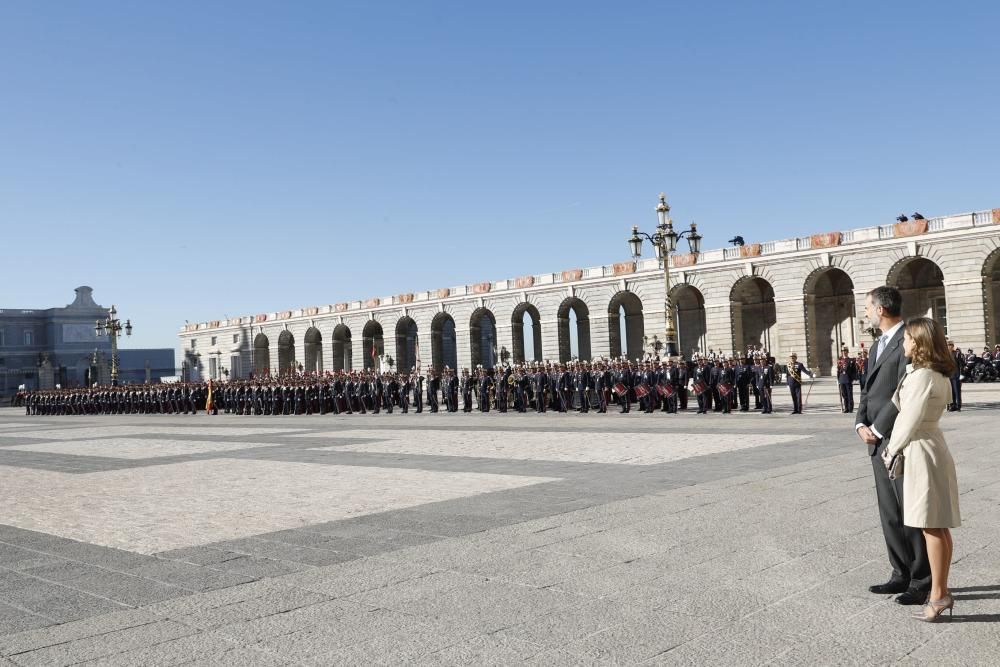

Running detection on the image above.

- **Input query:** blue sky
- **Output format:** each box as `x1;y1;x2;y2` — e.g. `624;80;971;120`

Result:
2;1;998;351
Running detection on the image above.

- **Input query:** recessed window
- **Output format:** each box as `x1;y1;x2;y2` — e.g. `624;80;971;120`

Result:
211;336;217;346
233;334;240;344
24;331;33;346
190;339;197;349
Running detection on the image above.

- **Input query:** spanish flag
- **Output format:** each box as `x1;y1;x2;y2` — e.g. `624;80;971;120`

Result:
205;379;214;415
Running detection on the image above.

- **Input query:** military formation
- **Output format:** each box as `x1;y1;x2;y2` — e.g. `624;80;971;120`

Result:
19;346;872;417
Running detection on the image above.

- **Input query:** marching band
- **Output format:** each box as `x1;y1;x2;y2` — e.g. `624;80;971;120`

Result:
19;347;855;417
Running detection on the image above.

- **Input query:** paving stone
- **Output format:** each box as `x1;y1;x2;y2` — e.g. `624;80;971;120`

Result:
4;620;195;667
0;609;162;656
123;559;258;592
1;399;999;663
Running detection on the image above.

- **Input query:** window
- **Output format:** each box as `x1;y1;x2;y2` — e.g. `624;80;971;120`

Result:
0;329;5;347
233;333;240;344
230;355;241;378
209;356;218;380
24;330;33;346
211;336;217;346
190;339;197;349
932;296;948;334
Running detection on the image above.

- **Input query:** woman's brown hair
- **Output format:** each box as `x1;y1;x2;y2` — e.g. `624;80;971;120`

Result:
905;317;956;376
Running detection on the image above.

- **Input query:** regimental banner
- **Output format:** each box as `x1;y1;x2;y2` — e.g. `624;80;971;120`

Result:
612;261;636;275
561;269;583;282
810;232;842;248
893;219;928;238
672;253;697;268
740;243;762;257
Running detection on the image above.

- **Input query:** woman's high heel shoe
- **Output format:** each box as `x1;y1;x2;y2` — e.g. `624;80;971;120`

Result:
914;594;954;622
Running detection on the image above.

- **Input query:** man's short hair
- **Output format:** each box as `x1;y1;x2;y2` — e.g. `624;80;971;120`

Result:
867;286;902;317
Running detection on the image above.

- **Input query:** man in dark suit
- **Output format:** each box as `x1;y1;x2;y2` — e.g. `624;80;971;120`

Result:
856;286;930;605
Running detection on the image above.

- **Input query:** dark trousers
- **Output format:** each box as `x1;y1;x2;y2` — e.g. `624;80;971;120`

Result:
789;383;802;413
759;386;772;413
738;384;750;411
871;445;931;592
949;377;961;410
839;381;855;412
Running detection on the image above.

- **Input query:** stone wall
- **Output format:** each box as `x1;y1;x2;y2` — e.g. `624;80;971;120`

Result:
179;210;1000;378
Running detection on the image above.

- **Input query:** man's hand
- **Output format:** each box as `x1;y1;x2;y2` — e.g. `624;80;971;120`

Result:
857;425;879;445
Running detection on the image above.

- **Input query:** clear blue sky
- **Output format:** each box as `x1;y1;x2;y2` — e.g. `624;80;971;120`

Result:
2;1;997;351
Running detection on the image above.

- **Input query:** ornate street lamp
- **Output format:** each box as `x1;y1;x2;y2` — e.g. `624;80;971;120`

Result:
95;305;132;386
628;193;702;358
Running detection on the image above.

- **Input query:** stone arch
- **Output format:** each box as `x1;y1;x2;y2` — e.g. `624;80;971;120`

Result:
331;324;352;371
983;247;1000;346
362;320;385;370
431;312;458;371
470;308;497;369
731;276;777;356
511;303;543;363
395;316;419;373
608;291;645;360
804;267;856;375
887;257;947;329
277;330;296;375
557;297;592;362
303;327;323;374
253;333;270;376
669;283;707;360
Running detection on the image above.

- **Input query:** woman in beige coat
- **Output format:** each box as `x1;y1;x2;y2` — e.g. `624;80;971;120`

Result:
883;317;960;622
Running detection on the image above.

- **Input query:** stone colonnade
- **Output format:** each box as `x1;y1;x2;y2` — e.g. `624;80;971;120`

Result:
182;226;1000;378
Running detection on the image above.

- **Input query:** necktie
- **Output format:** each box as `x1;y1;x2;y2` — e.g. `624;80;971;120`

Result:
877;334;888;359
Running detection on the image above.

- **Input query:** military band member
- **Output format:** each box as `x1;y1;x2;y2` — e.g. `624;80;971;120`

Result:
783;353;814;414
837;347;857;413
755;357;774;414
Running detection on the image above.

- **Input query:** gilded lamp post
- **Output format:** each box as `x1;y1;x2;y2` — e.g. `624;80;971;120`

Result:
95;305;132;385
628;193;702;358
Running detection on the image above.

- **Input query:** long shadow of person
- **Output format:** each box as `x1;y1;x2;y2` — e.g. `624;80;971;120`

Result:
945;584;1000;622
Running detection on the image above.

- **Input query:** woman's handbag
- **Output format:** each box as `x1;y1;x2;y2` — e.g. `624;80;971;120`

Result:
882;448;904;481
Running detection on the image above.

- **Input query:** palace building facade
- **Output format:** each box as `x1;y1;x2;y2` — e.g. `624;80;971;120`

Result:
178;207;1000;379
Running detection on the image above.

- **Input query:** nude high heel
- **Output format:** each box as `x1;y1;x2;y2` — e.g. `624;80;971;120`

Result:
914;594;954;622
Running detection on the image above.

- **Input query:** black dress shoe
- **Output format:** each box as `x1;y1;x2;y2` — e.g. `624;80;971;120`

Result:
869;580;908;595
895;589;929;605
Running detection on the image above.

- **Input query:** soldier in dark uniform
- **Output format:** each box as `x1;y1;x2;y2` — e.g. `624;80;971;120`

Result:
719;359;735;414
693;358;712;414
837;347;857;413
946;341;963;411
460;369;473;412
755;357;774;414
735;356;752;412
427;370;440;413
446;369;459;413
534;365;548;413
476;368;492;413
783;353;814;414
413;371;424;413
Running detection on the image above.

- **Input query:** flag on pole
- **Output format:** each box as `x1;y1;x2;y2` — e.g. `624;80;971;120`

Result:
205;379;214;415
414;333;421;372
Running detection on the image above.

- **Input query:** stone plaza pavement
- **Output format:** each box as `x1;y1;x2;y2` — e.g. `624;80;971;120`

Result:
1;380;998;665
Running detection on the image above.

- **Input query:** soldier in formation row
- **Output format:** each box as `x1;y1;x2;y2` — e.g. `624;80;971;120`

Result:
21;348;851;417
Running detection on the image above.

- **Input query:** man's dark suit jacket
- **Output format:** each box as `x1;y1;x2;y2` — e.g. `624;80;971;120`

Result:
855;326;909;456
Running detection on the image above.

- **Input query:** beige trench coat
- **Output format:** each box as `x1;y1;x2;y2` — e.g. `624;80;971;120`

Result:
886;365;961;529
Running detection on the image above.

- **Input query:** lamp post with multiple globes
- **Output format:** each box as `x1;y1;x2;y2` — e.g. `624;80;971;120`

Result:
628;193;702;358
95;305;132;386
